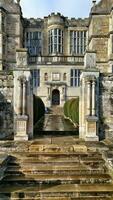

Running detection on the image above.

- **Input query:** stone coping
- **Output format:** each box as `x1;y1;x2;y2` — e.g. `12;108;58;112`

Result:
15;115;28;121
39;184;113;193
0;154;9;166
85;116;98;122
0;184;113;193
16;48;28;52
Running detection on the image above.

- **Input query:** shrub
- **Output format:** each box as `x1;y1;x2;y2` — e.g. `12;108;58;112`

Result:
64;100;68;117
33;95;45;125
63;98;79;126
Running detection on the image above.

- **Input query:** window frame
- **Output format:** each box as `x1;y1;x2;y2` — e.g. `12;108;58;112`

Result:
70;30;86;55
70;69;81;87
48;28;63;55
33;69;40;87
25;31;42;56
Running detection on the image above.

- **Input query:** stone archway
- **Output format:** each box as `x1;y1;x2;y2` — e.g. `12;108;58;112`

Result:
52;89;60;105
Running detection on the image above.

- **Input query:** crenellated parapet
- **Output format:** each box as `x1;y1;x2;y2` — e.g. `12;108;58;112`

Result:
47;13;65;27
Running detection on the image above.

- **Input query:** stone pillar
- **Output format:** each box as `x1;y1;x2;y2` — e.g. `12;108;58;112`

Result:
79;77;86;139
92;79;96;116
47;87;50;100
22;80;26;115
81;78;85;129
18;80;22;115
87;80;91;116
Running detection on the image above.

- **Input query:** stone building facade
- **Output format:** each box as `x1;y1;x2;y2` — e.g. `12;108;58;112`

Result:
0;0;113;140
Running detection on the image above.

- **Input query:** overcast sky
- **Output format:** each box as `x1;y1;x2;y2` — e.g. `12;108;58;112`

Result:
20;0;100;19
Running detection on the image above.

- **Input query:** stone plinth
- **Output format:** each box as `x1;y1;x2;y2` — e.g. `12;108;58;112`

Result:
14;115;28;141
16;49;28;68
84;51;96;69
85;116;99;141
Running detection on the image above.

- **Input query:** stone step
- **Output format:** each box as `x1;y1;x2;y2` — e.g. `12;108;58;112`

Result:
2;198;112;200
6;163;102;170
0;141;112;200
2;198;111;200
7;163;86;168
9;153;104;161
3;174;112;184
5;164;107;174
9;160;105;167
8;157;105;168
5;168;107;176
0;184;113;197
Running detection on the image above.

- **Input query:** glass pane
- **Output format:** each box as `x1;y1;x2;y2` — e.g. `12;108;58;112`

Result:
75;69;77;77
78;70;81;77
81;31;83;38
71;69;73;77
38;32;41;38
59;29;61;35
54;29;57;35
78;78;80;86
70;31;73;38
54;44;57;52
54;36;57;44
59;37;61;44
58;45;61;53
71;78;73;86
75;78;77;86
84;31;86;37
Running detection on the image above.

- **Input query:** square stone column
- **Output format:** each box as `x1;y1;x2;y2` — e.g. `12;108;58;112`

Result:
79;72;99;141
14;115;28;141
85;116;99;141
14;48;33;141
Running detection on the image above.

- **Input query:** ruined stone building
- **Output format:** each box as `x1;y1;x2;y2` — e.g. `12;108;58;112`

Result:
0;0;113;141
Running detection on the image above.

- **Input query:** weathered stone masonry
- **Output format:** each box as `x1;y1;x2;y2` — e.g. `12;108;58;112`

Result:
0;73;13;139
0;0;113;140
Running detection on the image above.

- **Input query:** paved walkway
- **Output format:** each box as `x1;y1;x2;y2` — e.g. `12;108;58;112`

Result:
36;115;77;132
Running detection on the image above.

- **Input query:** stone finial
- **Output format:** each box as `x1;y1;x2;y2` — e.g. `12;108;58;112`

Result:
18;75;26;83
92;0;96;6
17;0;20;4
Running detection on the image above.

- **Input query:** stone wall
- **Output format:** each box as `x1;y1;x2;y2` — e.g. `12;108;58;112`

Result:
0;73;13;139
88;14;109;72
99;74;113;140
0;0;23;70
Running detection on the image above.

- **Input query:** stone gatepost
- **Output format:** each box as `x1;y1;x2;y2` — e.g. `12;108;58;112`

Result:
79;50;99;141
14;49;33;141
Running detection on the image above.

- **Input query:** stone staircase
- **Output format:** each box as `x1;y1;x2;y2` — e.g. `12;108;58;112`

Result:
0;141;113;199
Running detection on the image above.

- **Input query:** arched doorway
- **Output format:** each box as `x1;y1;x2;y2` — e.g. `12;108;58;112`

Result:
52;89;60;105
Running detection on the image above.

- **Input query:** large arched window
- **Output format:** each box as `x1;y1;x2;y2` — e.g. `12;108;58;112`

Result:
48;29;63;54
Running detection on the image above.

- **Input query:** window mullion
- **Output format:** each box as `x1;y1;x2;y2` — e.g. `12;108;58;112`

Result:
57;29;59;53
76;31;77;54
77;69;78;86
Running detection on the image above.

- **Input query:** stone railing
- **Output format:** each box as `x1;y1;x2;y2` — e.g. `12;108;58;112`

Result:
0;154;10;181
28;55;84;64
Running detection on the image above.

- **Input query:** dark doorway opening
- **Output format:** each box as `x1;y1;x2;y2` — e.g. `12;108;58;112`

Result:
52;89;60;105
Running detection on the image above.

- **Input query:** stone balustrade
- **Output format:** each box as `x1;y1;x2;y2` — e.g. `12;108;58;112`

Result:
28;55;84;64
